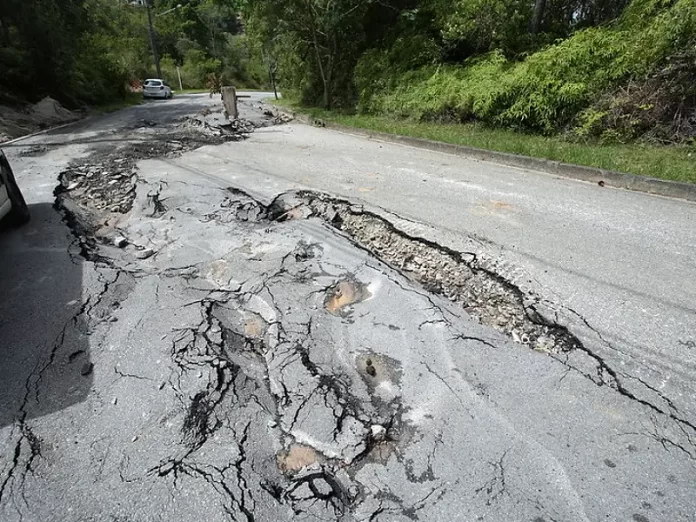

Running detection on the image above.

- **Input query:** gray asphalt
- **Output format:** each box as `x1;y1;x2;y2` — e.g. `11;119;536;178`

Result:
0;94;694;522
180;121;696;423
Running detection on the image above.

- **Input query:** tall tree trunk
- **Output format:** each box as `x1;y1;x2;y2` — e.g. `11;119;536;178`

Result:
322;79;330;109
310;30;330;108
531;0;547;34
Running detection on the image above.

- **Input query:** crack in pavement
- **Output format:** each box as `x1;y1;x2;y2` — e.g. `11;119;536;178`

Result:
241;189;696;453
475;449;510;507
0;269;114;508
14;100;692;521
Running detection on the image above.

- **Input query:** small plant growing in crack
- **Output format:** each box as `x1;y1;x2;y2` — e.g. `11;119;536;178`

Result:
147;189;168;217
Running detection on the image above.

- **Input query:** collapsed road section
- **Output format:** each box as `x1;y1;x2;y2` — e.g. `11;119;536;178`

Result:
267;191;696;437
1;101;694;522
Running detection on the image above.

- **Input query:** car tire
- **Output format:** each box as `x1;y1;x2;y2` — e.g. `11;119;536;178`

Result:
1;155;30;226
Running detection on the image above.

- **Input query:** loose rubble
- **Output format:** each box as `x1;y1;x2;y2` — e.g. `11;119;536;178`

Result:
55;108;264;239
56;154;138;215
258;106;294;127
266;192;581;355
184;106;256;137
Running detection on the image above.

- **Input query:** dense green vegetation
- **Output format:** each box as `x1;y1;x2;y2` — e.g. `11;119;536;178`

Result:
3;0;693;158
0;0;266;106
246;0;696;146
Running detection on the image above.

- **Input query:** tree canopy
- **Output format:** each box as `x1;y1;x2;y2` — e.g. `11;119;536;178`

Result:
244;0;695;142
0;0;262;105
2;0;693;142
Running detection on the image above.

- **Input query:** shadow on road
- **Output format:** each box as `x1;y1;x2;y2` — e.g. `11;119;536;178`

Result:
0;203;91;428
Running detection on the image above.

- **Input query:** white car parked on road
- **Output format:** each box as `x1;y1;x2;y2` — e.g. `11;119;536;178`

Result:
143;79;173;100
0;150;30;227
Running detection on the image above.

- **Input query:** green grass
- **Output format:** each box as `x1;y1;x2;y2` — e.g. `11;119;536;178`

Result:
176;87;270;95
93;92;143;114
235;88;273;92
273;99;696;184
174;88;208;95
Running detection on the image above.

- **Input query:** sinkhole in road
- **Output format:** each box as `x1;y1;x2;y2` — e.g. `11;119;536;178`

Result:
266;191;584;356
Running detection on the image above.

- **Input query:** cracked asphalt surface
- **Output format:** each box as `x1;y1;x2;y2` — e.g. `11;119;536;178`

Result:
1;94;695;522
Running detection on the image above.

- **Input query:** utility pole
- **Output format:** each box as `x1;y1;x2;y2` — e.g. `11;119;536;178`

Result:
146;0;162;78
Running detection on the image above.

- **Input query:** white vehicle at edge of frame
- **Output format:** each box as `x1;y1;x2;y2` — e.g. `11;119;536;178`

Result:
0;150;30;227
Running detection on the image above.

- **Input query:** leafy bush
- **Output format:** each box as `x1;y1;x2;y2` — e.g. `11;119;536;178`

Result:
435;0;533;56
160;50;221;89
575;50;696;144
70;33;129;104
181;49;222;89
355;34;440;112
221;35;267;89
357;0;696;138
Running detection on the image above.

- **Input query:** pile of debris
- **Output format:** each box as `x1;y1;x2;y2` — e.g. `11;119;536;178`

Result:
55;100;292;250
55;136;198;220
55;109;265;232
31;97;77;125
57;157;137;216
259;106;294;127
184;106;255;139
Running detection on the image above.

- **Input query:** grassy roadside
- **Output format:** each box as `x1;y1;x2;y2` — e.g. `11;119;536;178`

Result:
175;88;208;95
273;99;696;185
176;88;270;95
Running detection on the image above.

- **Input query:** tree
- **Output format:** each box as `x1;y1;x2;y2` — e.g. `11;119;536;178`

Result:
434;0;533;57
147;0;265;90
0;0;90;102
245;0;373;108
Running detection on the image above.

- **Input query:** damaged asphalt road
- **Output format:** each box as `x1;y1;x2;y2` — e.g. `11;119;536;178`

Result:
1;94;695;522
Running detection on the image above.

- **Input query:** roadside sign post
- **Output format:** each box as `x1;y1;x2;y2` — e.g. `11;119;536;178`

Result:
222;87;238;120
176;67;183;91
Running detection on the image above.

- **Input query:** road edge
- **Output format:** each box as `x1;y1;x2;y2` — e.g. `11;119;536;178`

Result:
280;109;696;203
1;120;81;146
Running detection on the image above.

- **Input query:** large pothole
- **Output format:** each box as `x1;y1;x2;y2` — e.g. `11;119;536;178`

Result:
52;109;273;264
267;191;583;356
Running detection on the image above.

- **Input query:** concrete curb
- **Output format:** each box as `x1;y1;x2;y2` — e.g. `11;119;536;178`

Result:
1;120;80;146
281;109;696;203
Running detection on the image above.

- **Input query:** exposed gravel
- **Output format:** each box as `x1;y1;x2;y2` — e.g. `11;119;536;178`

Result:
55;107;263;239
266;192;582;355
